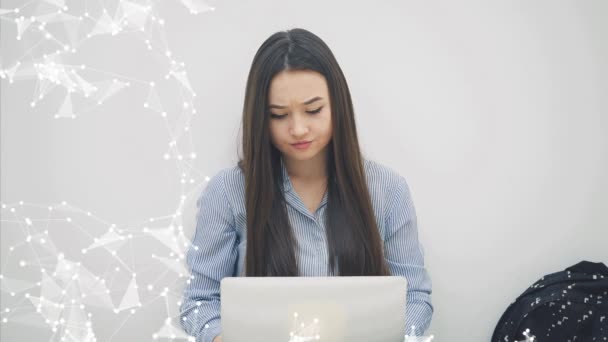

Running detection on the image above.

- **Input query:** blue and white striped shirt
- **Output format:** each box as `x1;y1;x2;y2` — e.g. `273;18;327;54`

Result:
180;157;433;341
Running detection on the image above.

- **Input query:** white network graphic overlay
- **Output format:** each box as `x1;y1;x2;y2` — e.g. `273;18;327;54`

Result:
1;0;215;341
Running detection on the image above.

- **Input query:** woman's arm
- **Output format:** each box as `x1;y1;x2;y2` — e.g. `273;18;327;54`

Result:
384;175;433;334
179;169;238;342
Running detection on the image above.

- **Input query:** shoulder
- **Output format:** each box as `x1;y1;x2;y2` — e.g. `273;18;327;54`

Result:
216;164;246;190
362;157;414;219
362;157;408;190
197;165;245;205
201;164;246;211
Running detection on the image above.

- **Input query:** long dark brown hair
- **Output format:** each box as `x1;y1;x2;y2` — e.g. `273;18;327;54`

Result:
237;28;389;277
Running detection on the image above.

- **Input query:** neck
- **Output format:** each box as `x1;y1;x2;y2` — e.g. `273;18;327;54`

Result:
283;149;328;183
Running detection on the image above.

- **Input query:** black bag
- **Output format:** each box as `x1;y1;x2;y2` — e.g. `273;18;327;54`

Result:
492;261;608;342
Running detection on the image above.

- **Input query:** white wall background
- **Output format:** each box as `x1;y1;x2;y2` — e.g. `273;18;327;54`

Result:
1;0;607;341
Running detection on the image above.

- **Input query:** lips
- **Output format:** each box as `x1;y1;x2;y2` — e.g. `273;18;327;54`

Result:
292;141;311;146
291;141;312;149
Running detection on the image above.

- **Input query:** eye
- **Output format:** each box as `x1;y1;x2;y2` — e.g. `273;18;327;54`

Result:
306;106;323;114
270;113;287;119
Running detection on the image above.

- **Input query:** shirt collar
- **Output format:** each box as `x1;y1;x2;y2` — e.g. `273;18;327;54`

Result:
280;155;329;214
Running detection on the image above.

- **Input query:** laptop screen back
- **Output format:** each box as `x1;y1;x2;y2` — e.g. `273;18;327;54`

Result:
221;276;407;342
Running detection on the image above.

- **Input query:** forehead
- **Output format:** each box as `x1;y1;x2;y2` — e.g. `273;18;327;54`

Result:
268;70;329;104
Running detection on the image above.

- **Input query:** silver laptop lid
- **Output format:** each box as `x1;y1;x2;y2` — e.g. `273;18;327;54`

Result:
221;276;407;342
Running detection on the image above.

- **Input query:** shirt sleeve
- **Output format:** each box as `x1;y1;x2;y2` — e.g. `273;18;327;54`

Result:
179;169;238;342
384;175;434;335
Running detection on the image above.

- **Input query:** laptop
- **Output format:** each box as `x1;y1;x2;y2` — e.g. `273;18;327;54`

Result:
221;276;407;342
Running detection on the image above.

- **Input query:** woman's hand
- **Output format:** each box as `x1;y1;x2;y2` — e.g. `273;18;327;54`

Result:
213;335;222;342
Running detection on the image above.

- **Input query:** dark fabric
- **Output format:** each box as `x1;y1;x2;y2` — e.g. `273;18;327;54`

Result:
492;261;608;342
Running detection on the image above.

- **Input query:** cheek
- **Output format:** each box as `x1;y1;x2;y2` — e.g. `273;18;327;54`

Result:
269;123;284;144
322;112;333;137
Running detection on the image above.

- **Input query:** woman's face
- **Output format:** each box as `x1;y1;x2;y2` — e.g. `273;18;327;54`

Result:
267;69;333;163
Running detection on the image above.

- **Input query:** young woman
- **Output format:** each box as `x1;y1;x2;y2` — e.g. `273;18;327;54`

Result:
180;28;433;342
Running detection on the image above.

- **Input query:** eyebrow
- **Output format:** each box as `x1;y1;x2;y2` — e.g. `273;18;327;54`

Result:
268;96;323;109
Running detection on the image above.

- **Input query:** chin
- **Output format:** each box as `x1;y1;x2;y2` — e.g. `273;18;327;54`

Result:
287;153;313;161
284;149;315;160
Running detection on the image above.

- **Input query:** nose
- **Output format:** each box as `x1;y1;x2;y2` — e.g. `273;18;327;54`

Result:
289;112;309;136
